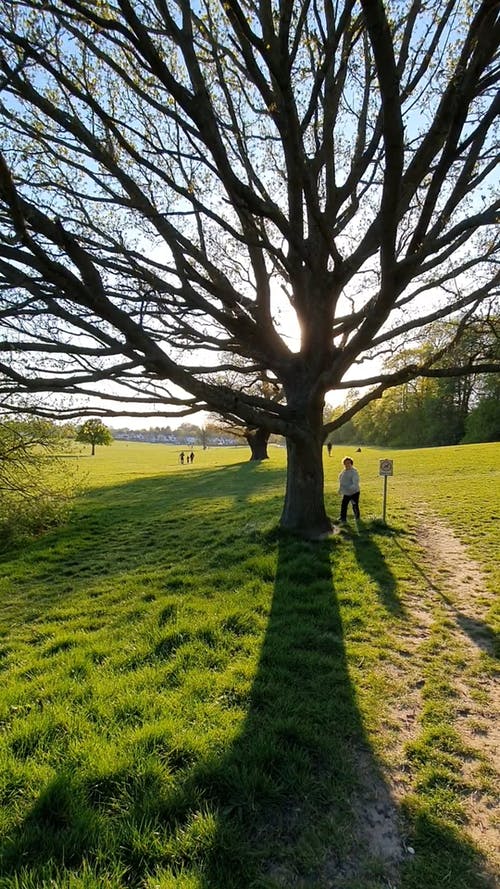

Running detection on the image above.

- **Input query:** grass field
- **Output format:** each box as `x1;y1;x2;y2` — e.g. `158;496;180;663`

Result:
0;440;498;889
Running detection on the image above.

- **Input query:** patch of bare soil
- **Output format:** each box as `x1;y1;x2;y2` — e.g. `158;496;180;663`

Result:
413;506;499;871
338;747;407;888
336;506;499;888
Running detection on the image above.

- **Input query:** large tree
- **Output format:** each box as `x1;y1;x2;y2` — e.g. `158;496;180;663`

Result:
0;1;499;536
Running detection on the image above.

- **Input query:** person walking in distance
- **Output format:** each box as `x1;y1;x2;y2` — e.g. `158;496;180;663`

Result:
338;456;360;523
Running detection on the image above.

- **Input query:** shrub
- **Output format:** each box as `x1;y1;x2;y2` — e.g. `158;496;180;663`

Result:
0;417;78;544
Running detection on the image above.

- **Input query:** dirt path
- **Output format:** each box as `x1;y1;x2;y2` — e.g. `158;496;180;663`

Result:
342;504;499;889
412;505;499;868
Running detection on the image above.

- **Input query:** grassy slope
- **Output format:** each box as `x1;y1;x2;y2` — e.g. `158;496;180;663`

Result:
0;441;498;889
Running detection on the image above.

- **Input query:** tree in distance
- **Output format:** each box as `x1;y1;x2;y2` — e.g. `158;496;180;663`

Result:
76;419;113;456
209;414;272;461
0;1;499;536
208;369;283;460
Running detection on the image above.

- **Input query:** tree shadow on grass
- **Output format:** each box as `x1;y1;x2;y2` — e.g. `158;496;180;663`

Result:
453;612;499;658
0;533;406;888
186;533;407;887
0;483;495;888
392;538;499;659
349;522;408;618
0;462;286;615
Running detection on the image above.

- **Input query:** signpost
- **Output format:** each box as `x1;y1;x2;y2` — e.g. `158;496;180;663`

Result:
379;459;394;523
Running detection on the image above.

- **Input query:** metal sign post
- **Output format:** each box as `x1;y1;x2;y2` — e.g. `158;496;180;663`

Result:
379;459;394;523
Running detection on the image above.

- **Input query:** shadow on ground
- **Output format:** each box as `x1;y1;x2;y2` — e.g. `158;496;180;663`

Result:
392;537;499;659
0;467;494;888
183;533;407;887
350;522;408;617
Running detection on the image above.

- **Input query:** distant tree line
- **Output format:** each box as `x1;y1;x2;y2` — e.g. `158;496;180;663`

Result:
327;321;499;449
328;374;499;449
111;422;238;447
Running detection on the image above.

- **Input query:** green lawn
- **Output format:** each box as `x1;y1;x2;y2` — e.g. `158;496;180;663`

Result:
0;441;498;888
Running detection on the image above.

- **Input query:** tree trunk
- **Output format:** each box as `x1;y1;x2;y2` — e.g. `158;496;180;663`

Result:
280;432;333;538
91;442;96;455
245;427;270;461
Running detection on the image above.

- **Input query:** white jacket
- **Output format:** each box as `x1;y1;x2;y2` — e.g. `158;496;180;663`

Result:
338;467;360;495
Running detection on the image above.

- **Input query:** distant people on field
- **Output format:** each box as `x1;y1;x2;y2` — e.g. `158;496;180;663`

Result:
326;441;332;457
189;451;195;464
338;456;360;523
179;451;185;464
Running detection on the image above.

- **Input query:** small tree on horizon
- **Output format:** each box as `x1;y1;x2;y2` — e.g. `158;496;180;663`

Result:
76;419;113;456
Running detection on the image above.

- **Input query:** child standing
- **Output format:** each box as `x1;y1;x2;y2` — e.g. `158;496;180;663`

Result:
338;456;360;523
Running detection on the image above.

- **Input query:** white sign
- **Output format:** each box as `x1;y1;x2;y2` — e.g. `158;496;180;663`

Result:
379;459;394;476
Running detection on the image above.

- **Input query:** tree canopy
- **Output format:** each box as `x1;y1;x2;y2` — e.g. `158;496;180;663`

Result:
0;0;499;534
76;418;113;455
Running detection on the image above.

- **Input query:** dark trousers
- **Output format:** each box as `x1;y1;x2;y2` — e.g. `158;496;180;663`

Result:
340;491;360;521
